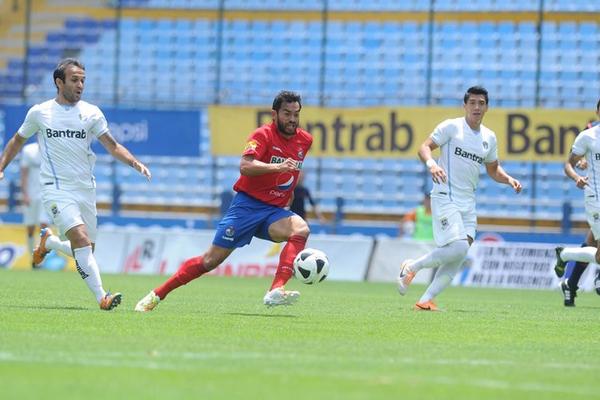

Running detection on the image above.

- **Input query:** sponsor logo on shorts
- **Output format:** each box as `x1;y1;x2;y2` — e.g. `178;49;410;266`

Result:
594;213;599;223
440;217;449;230
50;204;59;216
222;226;235;242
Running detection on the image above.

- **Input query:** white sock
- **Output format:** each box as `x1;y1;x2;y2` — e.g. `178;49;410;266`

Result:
419;257;465;303
560;247;597;264
46;235;73;256
73;246;106;302
410;239;470;273
27;235;34;255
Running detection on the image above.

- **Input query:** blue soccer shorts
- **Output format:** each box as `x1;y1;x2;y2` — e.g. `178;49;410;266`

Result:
212;192;295;249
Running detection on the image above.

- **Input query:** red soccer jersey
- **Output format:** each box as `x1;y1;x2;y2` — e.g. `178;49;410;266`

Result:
233;122;313;207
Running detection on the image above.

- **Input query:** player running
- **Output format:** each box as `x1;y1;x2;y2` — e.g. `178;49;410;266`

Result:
554;98;600;306
135;91;313;311
396;86;522;311
0;58;151;310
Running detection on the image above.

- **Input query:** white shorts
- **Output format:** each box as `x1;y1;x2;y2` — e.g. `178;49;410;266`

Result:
431;194;476;247
584;197;600;239
42;187;98;242
23;197;50;226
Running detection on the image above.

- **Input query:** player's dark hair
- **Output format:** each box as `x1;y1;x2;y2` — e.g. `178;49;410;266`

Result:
53;58;85;91
596;98;600;112
272;91;302;111
464;86;489;105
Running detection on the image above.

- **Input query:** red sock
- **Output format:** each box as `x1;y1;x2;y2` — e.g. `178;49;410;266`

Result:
154;256;207;300
270;235;307;290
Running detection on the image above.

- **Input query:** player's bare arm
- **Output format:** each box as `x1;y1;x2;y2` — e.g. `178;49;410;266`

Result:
0;133;27;180
565;153;588;189
485;161;522;193
418;137;446;183
240;155;298;176
98;132;151;180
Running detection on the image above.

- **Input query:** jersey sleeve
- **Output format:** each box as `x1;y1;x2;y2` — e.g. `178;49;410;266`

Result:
242;129;269;159
430;119;453;147
89;107;109;138
571;131;589;156
484;134;499;163
17;105;40;139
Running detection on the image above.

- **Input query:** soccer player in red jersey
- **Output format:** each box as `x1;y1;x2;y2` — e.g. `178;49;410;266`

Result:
135;91;314;311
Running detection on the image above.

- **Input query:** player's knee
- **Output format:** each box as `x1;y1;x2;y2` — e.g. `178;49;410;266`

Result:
292;221;310;238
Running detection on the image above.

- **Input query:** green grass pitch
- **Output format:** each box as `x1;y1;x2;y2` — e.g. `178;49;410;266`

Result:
1;268;599;400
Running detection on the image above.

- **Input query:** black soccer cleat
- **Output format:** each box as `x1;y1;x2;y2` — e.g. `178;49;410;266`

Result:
560;280;576;307
595;270;600;296
554;247;566;278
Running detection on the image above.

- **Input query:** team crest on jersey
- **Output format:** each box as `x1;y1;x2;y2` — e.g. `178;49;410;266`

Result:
482;141;489;150
594;213;599;223
244;140;258;152
297;149;304;159
440;217;449;230
51;203;59;216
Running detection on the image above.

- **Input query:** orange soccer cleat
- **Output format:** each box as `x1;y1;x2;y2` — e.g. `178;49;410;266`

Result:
414;299;440;311
32;227;53;266
100;292;122;311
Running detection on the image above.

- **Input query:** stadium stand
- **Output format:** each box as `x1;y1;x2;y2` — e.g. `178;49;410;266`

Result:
0;1;598;231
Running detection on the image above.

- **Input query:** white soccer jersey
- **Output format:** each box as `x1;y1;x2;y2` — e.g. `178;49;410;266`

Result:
19;142;42;200
17;99;108;190
571;124;600;200
430;117;498;203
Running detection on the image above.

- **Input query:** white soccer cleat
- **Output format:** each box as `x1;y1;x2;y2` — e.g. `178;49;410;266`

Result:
397;259;416;296
263;287;300;307
134;290;160;312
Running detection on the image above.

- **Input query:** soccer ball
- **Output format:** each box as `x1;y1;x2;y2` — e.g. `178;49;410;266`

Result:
293;248;329;284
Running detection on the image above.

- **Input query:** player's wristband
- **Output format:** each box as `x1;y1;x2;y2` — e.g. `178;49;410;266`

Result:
425;159;437;169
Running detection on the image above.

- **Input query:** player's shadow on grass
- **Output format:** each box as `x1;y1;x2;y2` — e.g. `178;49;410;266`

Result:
226;312;297;318
2;305;88;311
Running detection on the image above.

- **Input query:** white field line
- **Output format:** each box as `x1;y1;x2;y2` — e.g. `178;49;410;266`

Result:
0;350;598;396
1;349;599;371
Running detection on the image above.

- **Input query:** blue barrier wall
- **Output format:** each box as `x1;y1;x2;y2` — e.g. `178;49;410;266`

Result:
1;104;201;157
